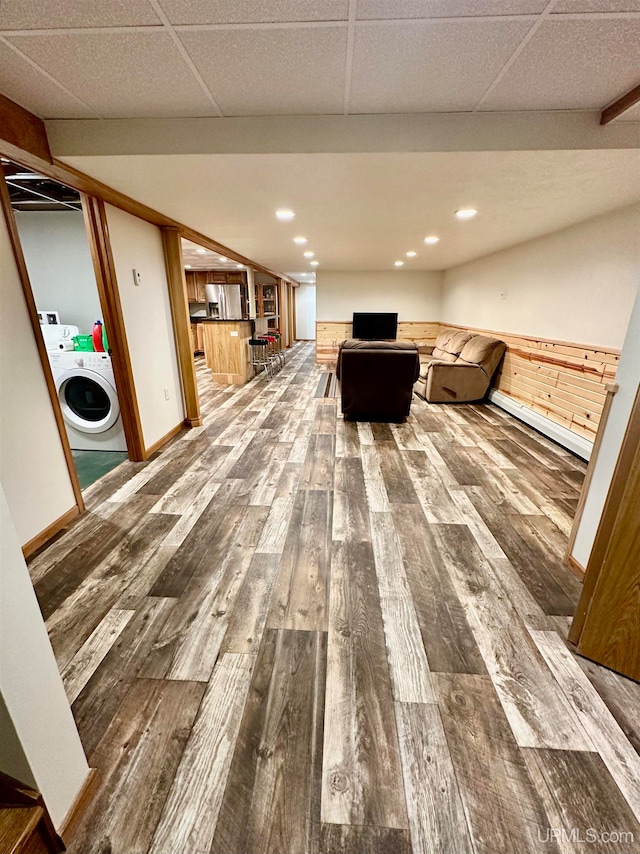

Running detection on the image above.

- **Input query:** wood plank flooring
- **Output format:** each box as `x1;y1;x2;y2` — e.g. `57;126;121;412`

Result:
28;343;640;854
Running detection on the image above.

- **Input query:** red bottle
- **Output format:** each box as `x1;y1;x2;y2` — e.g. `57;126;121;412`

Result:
92;320;105;352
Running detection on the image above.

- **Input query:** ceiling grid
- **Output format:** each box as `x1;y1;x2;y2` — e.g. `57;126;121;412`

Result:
0;0;637;119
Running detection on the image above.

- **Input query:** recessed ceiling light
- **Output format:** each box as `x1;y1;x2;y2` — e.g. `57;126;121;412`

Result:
236;264;244;269
276;209;295;220
310;260;319;266
195;248;207;255
394;261;404;267
293;236;307;244
406;251;417;257
455;209;477;220
303;251;315;258
218;256;227;262
424;235;440;245
184;264;192;269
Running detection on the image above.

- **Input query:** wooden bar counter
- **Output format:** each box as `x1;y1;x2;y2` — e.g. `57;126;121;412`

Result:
200;319;253;385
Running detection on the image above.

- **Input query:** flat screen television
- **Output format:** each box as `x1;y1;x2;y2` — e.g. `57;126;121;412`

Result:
352;312;398;340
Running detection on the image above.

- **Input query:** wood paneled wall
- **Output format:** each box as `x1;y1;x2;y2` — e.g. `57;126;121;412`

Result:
316;321;440;362
440;324;619;442
317;320;620;442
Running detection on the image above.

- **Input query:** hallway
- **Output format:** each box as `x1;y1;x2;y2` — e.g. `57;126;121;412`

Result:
28;343;640;853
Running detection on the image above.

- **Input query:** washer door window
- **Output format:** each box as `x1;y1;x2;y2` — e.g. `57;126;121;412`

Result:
57;368;120;434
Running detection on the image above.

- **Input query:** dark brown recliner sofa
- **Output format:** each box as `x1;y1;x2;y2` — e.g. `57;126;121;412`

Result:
337;339;420;421
414;329;506;403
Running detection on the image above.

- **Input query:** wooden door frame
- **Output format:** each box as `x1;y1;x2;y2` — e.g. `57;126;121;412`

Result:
0;169;85;538
569;383;640;647
82;194;146;461
161;227;202;427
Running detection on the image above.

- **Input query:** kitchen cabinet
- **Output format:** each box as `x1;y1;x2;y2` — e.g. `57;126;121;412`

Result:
257;283;278;318
185;272;208;303
201;320;253;385
186;270;247;306
191;322;205;354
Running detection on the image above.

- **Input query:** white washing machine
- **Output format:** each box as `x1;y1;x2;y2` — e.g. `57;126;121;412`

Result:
49;351;127;451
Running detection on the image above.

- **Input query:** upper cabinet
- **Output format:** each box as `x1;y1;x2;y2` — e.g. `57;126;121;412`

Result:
257;282;278;317
185;270;247;304
185;271;207;303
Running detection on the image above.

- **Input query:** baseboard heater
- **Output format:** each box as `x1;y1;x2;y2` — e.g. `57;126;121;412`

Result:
488;389;593;461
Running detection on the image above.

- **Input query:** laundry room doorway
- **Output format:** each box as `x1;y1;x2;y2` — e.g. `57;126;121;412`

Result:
1;159;130;492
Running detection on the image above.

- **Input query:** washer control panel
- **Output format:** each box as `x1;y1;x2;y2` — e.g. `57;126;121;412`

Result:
74;353;111;369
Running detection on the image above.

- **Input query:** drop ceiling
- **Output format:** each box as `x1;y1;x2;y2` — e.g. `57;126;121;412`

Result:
1;1;638;275
0;0;638;119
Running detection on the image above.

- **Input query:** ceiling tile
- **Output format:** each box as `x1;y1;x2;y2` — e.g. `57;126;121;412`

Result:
0;41;95;117
160;0;349;25
357;1;547;19
0;0;160;30
552;1;640;12
178;27;347;116
5;31;217;118
349;19;532;113
481;18;640;110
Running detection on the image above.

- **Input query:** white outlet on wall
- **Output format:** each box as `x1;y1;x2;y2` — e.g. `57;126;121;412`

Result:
164;387;170;400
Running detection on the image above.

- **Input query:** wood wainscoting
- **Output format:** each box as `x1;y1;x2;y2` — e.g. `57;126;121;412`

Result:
439;324;619;443
316;321;440;362
318;321;619;444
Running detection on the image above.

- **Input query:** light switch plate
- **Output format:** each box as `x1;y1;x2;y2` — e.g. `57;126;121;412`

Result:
133;269;142;286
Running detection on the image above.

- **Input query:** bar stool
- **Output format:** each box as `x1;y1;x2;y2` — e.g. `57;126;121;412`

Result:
272;329;286;368
263;335;281;375
249;338;273;379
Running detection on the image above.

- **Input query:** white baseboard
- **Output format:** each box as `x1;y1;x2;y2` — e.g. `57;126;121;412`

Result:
488;389;593;461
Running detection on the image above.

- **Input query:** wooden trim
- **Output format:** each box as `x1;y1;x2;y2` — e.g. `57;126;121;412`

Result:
145;420;187;458
0;134;289;282
440;322;621;355
566;553;586;580
81;195;146;461
568;383;640;646
21;505;80;559
292;285;297;341
58;768;99;842
0;170;85;517
565;382;619;563
161;227;202;428
277;278;289;348
0;92;52;163
601;83;640;125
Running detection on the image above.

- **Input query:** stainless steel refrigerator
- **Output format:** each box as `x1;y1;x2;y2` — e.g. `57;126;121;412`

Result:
205;284;243;320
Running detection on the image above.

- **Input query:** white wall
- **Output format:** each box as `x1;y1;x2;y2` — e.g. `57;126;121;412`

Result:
14;210;102;336
0;207;77;546
572;282;640;568
105;205;184;449
296;283;316;339
0;482;89;828
316;270;443;322
441;204;640;350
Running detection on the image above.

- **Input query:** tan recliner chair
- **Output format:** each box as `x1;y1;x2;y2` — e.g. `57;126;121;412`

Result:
414;329;506;403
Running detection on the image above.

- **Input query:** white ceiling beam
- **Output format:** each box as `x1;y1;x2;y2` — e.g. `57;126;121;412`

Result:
47;111;639;159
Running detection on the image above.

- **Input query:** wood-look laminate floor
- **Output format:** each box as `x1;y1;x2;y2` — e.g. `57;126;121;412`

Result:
29;343;640;854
